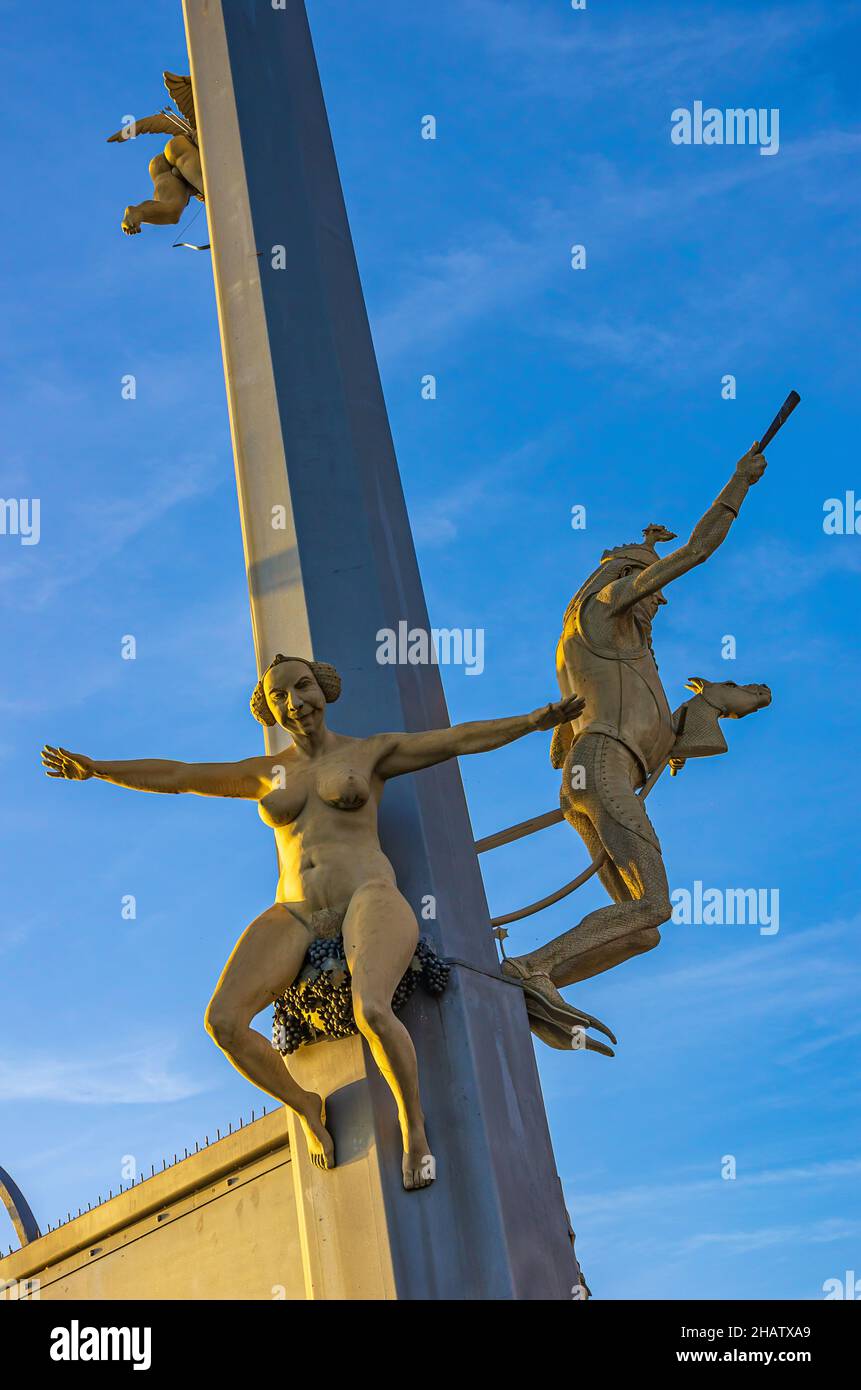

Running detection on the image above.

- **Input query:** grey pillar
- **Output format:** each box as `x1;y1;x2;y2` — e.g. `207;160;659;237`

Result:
183;0;579;1299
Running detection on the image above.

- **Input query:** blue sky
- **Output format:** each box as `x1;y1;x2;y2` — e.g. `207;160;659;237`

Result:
1;0;859;1299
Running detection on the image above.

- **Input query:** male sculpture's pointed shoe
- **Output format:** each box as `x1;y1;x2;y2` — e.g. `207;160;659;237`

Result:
528;1014;615;1056
501;958;618;1049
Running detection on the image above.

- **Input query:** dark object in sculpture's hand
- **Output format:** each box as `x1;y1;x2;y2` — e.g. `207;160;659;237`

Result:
756;390;800;453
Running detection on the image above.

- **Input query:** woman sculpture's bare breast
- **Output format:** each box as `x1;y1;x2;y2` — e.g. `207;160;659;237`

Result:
258;744;393;909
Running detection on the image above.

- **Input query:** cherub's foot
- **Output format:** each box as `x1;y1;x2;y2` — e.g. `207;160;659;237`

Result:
296;1094;335;1171
403;1127;435;1191
122;207;142;236
501;957;616;1055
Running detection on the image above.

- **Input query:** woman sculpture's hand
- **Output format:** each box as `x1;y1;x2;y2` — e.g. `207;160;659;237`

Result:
41;745;95;781
528;694;586;732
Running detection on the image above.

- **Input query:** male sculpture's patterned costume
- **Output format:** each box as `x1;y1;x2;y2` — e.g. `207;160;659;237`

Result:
503;444;769;1015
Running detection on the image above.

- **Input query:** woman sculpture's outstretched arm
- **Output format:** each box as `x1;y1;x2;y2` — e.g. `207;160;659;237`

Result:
373;694;585;779
40;746;269;799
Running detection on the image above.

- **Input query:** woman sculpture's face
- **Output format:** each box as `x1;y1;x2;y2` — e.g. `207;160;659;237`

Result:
264;660;326;738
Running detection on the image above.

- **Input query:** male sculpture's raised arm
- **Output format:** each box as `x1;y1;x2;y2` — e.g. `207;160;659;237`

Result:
609;443;767;613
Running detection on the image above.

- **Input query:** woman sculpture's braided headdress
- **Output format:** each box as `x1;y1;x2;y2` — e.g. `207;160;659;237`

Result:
250;655;342;726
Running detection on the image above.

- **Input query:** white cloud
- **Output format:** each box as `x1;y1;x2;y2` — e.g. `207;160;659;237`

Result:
572;1156;861;1222
682;1217;861;1255
458;0;855;94
0;1040;208;1105
372;130;861;375
412;430;560;548
0;454;223;612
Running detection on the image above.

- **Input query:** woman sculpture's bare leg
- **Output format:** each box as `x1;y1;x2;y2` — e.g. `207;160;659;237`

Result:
205;903;335;1170
343;880;433;1191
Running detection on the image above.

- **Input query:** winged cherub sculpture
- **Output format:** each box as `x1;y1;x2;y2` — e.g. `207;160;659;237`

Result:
106;72;203;236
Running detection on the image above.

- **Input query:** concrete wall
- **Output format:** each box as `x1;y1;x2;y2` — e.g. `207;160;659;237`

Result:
0;1112;304;1301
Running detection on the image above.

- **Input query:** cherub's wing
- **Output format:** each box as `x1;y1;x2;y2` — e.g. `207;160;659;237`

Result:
106;113;179;142
163;72;196;129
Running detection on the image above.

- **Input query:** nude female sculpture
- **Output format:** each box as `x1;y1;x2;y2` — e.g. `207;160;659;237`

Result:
502;443;769;1016
42;656;583;1190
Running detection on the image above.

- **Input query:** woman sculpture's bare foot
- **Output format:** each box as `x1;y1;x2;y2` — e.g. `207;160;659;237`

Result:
296;1095;335;1170
403;1126;435;1191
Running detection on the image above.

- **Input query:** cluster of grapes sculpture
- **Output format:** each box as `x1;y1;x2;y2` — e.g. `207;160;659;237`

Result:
272;935;451;1055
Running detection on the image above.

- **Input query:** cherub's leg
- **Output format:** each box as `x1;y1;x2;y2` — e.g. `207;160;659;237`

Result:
205;902;335;1170
343;880;433;1191
121;153;192;236
164;135;204;195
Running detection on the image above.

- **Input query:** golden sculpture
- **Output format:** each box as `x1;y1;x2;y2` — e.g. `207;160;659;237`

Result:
42;657;582;1190
106;73;203;237
501;444;772;1023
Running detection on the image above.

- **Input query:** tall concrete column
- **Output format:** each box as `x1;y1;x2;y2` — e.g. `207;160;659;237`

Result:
183;0;579;1299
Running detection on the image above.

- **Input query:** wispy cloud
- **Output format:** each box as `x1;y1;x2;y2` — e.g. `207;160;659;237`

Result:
573;1157;861;1221
373;130;861;374
682;1217;861;1255
0;453;223;611
0;1040;208;1105
412;429;560;547
375;209;563;366
605;915;860;1020
722;537;861;606
458;0;856;94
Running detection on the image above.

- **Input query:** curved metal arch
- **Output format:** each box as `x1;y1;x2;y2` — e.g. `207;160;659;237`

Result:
0;1166;41;1247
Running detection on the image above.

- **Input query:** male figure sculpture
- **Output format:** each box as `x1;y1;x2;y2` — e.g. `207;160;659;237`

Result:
503;442;768;1009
